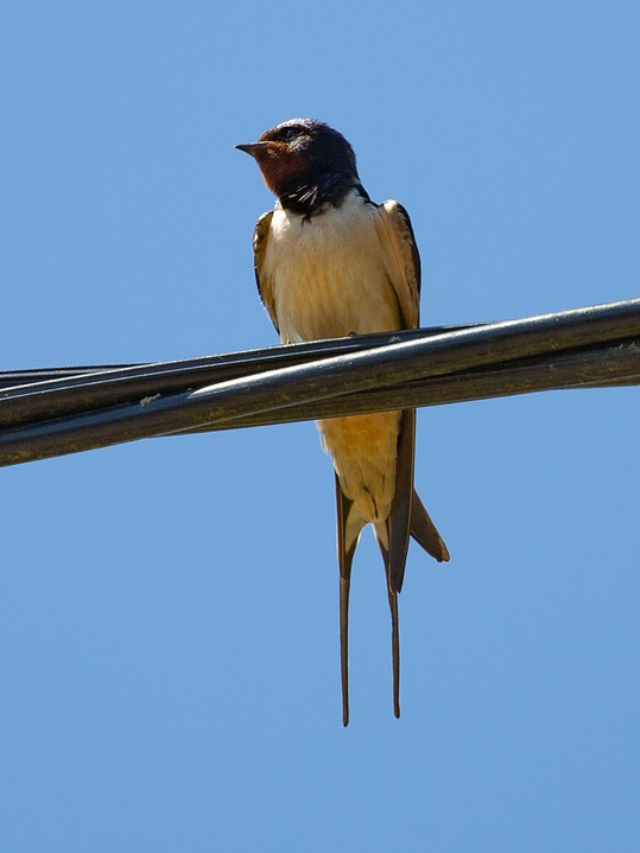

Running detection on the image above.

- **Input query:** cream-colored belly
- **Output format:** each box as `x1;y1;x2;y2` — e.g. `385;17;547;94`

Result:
264;200;402;343
319;410;401;523
264;198;403;523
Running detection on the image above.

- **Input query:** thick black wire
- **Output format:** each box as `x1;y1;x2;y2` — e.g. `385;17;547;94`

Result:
0;299;638;467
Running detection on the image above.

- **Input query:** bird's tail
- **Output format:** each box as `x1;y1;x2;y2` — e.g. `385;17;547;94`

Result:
336;409;449;725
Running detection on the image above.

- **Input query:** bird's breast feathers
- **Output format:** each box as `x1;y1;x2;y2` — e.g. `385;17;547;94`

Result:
256;189;419;343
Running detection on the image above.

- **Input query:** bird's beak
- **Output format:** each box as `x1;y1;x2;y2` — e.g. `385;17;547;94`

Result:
235;142;269;158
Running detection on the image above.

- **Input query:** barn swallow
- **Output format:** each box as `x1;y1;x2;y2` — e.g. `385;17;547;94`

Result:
237;118;449;725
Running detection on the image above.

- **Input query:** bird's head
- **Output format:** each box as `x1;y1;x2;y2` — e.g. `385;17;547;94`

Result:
236;118;358;198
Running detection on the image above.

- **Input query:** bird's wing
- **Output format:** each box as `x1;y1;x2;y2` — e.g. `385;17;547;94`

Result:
372;203;442;718
373;408;417;720
410;490;450;563
370;201;423;598
374;200;421;329
252;210;279;333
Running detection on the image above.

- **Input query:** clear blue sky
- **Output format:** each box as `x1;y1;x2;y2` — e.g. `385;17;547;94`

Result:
1;3;639;851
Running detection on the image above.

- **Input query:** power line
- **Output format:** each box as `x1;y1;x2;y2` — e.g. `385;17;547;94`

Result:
0;298;638;467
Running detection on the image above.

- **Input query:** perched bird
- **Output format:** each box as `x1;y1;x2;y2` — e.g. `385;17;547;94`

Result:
237;118;449;725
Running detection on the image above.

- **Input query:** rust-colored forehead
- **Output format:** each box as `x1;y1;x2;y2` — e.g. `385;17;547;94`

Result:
243;119;357;197
257;128;285;143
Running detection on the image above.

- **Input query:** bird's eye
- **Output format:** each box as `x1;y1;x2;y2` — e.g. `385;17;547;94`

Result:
281;126;301;141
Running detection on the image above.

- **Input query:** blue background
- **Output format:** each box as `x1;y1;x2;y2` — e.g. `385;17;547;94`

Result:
1;3;638;850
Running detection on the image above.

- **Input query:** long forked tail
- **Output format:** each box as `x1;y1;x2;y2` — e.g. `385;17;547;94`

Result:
335;476;363;727
376;410;450;720
335;409;449;725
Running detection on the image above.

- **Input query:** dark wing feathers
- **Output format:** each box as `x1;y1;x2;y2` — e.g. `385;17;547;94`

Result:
252;210;278;333
410;491;450;563
375;200;421;329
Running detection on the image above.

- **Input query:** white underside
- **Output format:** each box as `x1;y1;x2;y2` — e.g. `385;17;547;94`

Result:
263;191;403;342
263;191;404;530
